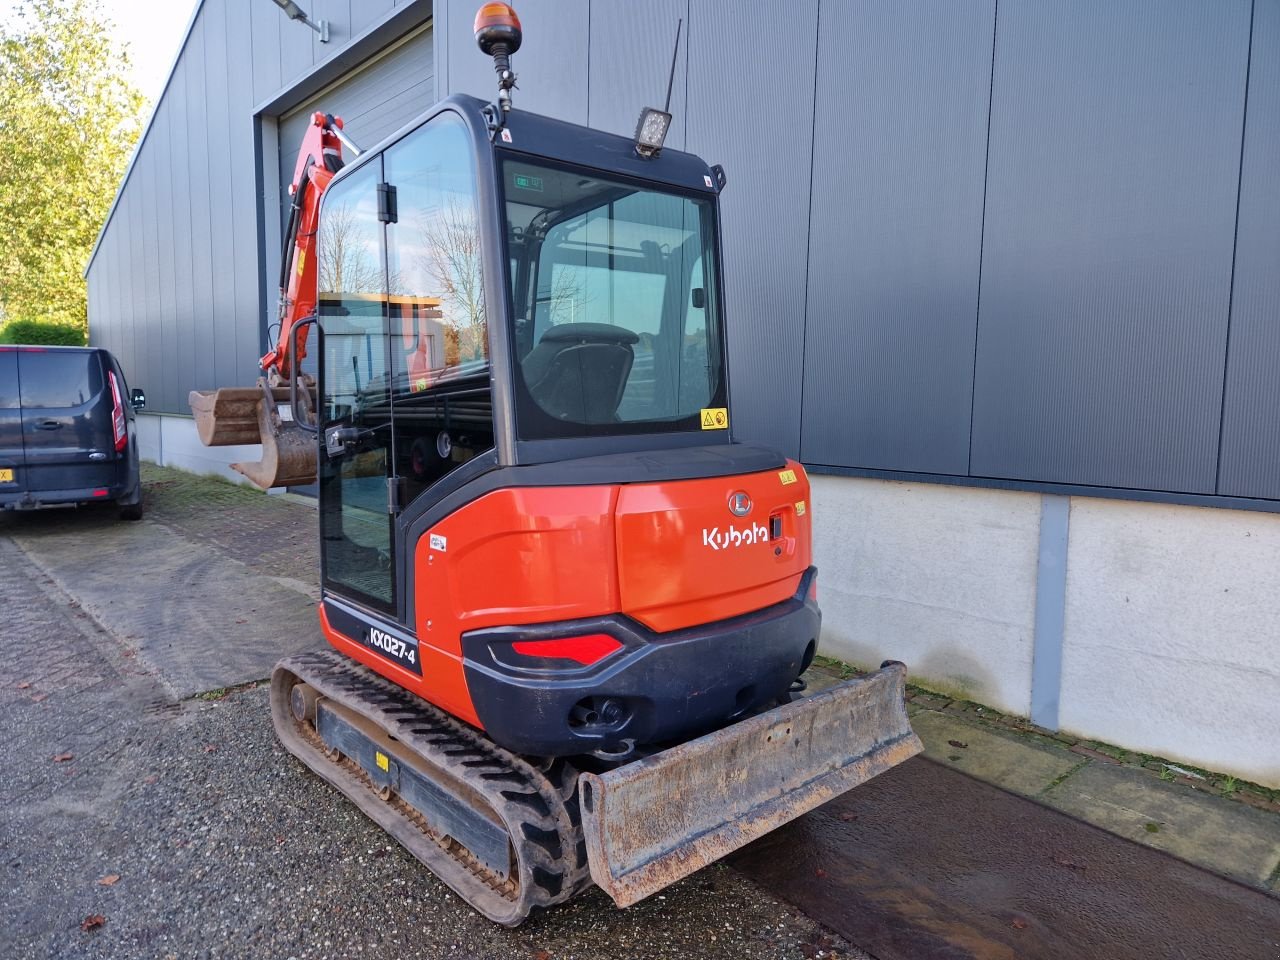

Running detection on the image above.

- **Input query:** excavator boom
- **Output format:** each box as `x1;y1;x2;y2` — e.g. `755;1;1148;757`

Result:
188;111;354;488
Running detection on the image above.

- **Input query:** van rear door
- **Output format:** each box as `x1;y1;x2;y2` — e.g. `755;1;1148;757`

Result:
0;349;23;493
18;349;117;494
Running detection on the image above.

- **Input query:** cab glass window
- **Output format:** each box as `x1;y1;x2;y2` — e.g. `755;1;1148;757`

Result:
384;113;493;502
503;159;725;440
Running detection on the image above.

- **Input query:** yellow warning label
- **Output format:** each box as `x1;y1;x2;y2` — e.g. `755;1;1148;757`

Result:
375;751;389;772
795;500;806;516
700;407;729;430
296;250;306;276
779;469;798;486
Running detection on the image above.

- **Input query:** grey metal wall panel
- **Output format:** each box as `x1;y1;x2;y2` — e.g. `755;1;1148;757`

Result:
153;103;179;414
202;5;237;392
588;0;687;150
223;0;259;395
800;0;994;475
970;0;1251;492
185;13;218;397
1219;0;1280;500
278;0;315;86
250;0;284;128
166;62;195;412
277;25;435;197
352;0;397;38
441;0;588;123
685;0;818;457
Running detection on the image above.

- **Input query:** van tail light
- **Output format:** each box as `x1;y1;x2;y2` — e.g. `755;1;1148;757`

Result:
108;371;127;452
807;574;818;603
511;634;622;666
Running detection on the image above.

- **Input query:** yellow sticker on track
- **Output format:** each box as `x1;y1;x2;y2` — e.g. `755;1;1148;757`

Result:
779;469;797;486
375;751;389;772
700;407;729;430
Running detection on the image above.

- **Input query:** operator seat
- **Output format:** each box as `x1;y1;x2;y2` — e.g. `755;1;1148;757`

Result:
522;322;638;423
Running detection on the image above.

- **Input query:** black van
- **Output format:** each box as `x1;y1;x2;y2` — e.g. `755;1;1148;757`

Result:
0;345;146;520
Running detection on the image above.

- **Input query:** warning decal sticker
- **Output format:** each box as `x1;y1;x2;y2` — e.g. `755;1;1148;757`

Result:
700;407;729;430
779;469;798;485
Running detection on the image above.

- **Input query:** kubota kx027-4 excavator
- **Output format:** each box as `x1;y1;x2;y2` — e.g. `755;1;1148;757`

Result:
189;4;921;925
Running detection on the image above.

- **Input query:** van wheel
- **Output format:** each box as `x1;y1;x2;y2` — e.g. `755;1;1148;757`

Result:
119;503;143;521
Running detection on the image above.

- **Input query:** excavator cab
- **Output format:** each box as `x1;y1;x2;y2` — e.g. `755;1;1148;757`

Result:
193;4;920;926
310;101;736;619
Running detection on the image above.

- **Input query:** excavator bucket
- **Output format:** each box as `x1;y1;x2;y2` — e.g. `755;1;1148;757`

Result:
579;661;922;908
188;380;317;489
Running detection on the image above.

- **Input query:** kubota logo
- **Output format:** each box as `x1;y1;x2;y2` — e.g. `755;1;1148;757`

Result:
728;491;752;517
702;523;769;551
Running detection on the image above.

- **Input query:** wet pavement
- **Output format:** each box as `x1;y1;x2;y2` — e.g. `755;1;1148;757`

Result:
733;755;1280;960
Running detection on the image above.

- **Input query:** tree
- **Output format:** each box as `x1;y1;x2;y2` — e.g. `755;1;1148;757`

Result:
420;198;487;365
0;0;145;337
317;202;384;296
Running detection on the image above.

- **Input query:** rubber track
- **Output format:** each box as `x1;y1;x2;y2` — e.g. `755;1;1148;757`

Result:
270;650;592;926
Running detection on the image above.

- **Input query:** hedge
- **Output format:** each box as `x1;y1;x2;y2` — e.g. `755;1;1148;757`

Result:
0;319;87;346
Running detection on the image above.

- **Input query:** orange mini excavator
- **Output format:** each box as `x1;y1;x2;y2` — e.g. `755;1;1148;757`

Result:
190;4;920;925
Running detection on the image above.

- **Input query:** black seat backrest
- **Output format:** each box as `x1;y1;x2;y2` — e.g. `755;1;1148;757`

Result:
522;323;639;423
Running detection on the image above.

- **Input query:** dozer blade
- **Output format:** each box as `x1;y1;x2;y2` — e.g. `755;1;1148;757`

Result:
579;661;922;908
188;382;317;489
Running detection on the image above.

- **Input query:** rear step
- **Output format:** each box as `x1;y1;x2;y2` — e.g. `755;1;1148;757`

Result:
189;379;317;489
270;651;591;926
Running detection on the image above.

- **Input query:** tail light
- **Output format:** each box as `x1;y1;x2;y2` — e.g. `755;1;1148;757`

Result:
108;371;127;452
808;574;818;603
511;633;622;666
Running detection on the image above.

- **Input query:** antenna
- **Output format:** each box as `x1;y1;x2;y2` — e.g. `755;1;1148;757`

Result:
664;19;683;113
635;18;683;158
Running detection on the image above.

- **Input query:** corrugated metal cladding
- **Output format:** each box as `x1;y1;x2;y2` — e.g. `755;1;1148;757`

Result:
277;25;434;217
1219;0;1280;499
87;0;1280;507
799;0;995;476
971;0;1251;493
85;0;431;415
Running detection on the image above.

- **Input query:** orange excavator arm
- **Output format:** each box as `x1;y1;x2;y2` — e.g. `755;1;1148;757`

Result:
261;111;359;381
188;111;360;489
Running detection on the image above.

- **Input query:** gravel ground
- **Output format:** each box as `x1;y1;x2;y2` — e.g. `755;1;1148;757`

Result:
0;471;861;960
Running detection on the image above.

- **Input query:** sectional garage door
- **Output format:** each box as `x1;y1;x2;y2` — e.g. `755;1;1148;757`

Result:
277;23;434;219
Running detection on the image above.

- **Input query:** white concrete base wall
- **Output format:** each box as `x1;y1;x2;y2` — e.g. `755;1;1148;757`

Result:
810;476;1041;716
811;473;1280;788
137;413;283;490
1061;498;1280;788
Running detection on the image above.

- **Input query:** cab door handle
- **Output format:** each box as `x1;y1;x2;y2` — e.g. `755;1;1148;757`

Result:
36;420;62;430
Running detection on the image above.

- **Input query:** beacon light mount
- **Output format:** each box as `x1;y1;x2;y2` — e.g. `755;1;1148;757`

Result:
475;3;523;136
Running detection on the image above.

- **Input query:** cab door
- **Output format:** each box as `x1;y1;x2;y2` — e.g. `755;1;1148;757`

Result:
317;158;398;615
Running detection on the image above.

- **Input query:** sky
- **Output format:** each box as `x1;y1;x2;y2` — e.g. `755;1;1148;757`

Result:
0;0;198;104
